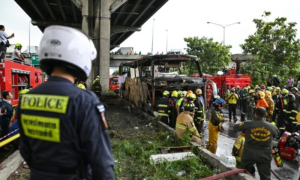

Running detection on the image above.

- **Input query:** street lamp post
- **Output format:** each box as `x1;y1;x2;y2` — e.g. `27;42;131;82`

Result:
166;29;168;54
207;22;240;45
151;19;155;54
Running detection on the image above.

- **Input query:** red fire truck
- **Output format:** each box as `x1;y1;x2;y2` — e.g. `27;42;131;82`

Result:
109;75;119;93
206;70;251;97
192;69;251;98
0;60;44;106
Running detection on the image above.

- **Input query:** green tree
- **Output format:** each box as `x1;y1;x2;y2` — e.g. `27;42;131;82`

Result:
112;70;119;76
184;37;232;75
240;11;300;86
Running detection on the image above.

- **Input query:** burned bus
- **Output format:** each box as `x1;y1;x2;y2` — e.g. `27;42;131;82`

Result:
119;55;217;113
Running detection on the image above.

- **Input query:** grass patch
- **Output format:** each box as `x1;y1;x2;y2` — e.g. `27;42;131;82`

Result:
111;129;214;180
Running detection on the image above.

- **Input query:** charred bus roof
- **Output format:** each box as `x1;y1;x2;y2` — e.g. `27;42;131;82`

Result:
120;54;202;78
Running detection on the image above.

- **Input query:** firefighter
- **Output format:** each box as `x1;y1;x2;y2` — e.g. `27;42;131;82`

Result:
232;131;245;168
206;98;228;154
156;90;171;125
175;102;201;145
169;91;179;128
176;91;187;115
233;107;279;180
272;88;281;122
12;43;25;63
256;91;268;109
246;89;256;120
194;89;206;137
93;75;100;83
225;87;238;122
206;86;213;108
285;94;298;133
92;77;102;98
277;88;289;135
17;26;114;180
240;87;248;122
291;87;300;111
265;90;274;122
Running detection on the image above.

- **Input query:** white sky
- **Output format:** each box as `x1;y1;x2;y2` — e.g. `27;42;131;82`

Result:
2;0;300;54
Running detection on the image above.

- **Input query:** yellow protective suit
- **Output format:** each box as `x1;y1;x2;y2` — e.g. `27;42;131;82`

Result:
206;108;223;154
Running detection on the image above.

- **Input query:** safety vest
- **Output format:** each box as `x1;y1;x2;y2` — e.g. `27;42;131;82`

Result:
227;93;238;104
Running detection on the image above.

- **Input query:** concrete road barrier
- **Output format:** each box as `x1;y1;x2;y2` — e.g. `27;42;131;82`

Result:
0;150;23;180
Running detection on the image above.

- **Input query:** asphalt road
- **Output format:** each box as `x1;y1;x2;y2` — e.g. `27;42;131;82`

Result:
202;108;299;180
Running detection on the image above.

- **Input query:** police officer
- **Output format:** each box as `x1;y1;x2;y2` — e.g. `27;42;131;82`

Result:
17;26;114;180
156;90;170;125
234;107;279;180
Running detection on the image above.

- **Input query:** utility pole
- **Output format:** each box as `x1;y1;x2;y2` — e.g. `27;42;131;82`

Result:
166;29;168;54
29;21;31;55
151;19;155;54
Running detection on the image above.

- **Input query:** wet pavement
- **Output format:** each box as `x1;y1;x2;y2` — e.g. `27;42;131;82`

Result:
203;108;299;180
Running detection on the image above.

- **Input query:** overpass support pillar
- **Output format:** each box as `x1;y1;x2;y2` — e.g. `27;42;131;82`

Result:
82;0;94;89
98;0;111;92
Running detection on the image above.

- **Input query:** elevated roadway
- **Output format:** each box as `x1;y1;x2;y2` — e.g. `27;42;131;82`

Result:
15;0;168;90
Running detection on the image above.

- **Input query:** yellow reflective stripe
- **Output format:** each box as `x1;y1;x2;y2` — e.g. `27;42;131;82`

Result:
168;110;171;113
285;111;291;113
158;110;165;113
236;157;241;162
292;121;298;124
289;117;295;120
21;94;69;114
189;127;196;132
196;110;203;113
279;127;286;130
176;124;186;130
158;113;168;117
21;114;60;143
158;104;168;108
292;110;298;113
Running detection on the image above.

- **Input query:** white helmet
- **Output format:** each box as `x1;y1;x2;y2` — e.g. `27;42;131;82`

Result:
180;91;187;97
39;25;97;81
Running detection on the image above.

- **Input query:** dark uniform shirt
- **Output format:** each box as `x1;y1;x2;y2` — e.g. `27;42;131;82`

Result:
156;96;170;117
17;76;114;180
233;118;279;149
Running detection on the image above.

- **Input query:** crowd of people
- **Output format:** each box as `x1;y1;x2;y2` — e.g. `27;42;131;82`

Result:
155;81;300;179
223;84;300;136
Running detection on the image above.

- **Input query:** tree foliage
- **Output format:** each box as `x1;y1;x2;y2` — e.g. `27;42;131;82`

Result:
184;37;232;75
240;11;300;86
112;70;119;76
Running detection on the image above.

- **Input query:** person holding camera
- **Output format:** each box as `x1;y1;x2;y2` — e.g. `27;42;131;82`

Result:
0;25;15;60
225;87;239;122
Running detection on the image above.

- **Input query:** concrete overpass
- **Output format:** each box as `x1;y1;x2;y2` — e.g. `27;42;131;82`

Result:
110;54;142;67
109;53;256;67
15;0;169;90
